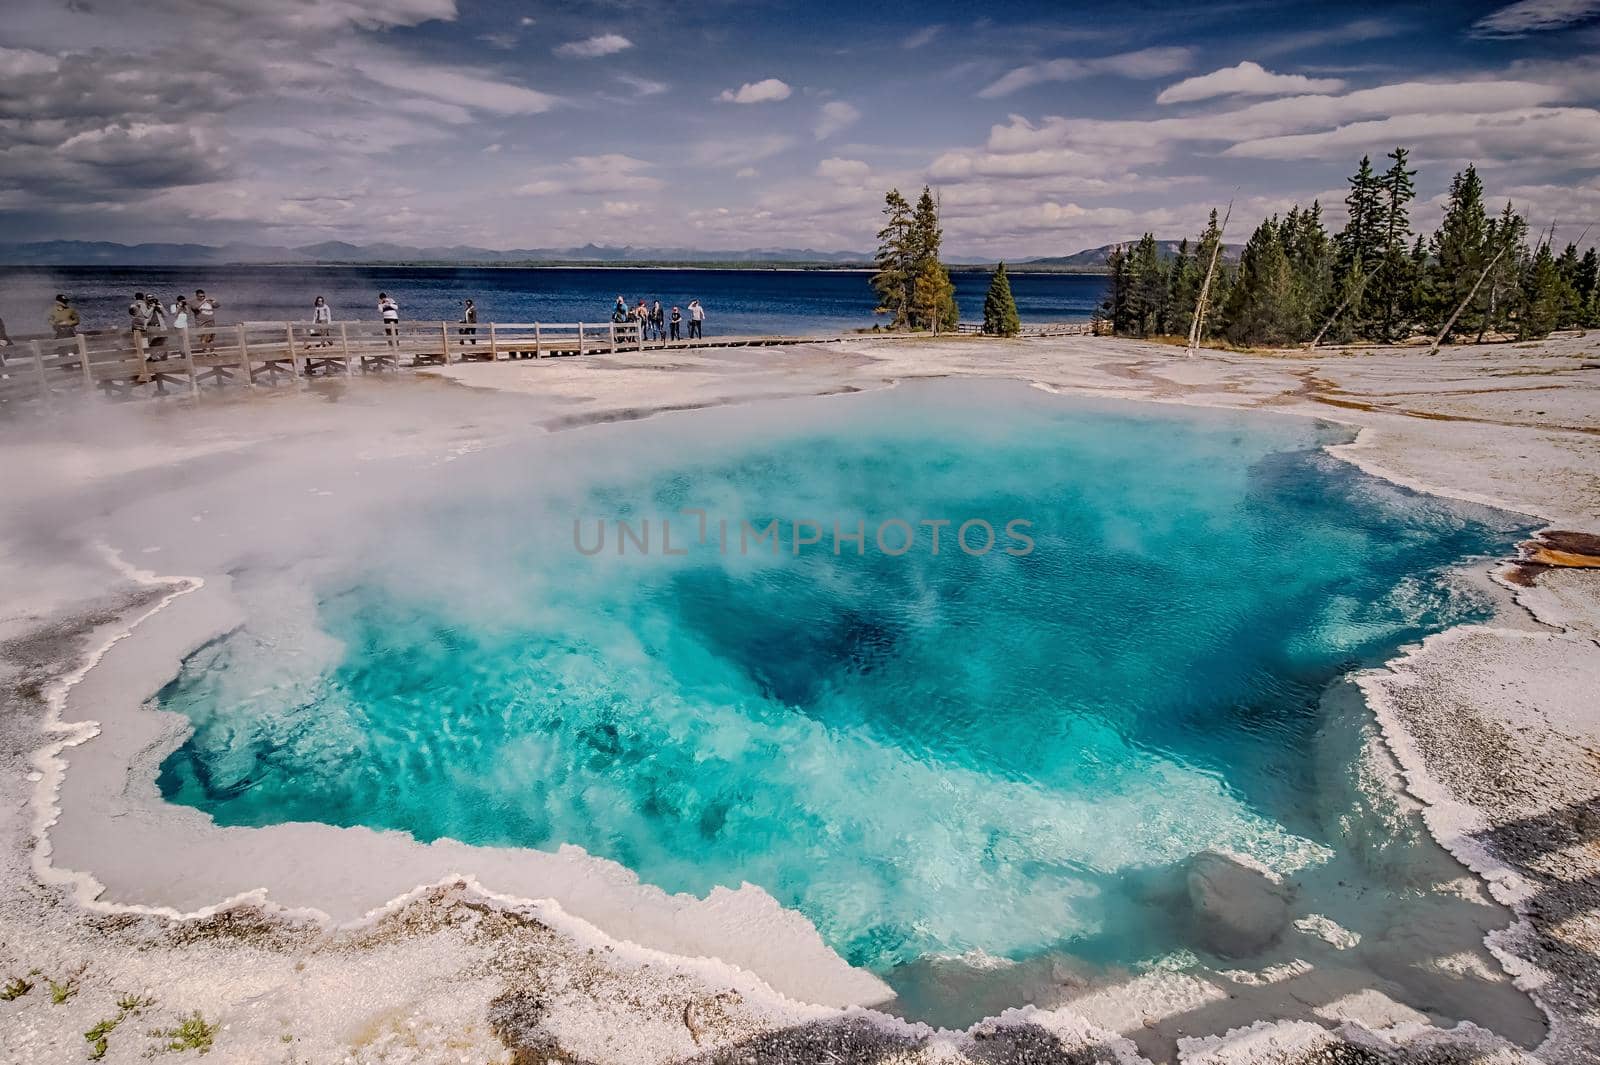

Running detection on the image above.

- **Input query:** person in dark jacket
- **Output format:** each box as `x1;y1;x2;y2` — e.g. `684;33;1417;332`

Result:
669;305;682;342
50;294;80;338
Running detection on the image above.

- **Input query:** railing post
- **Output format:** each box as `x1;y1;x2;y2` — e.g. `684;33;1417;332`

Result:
339;322;352;373
180;328;199;397
29;341;50;408
578;322;584;355
488;322;498;360
442;320;453;364
77;334;92;390
238;325;254;389
285;323;300;382
535;322;542;358
610;323;617;353
134;330;151;388
638;321;645;351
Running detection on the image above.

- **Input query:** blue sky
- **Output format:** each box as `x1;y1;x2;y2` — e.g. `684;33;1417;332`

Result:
1;0;1597;256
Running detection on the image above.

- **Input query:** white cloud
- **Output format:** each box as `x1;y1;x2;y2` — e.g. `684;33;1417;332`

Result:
735;167;759;179
1472;0;1600;37
1157;62;1345;105
515;154;662;196
555;33;633;58
352;55;559;114
617;74;668;97
815;100;861;139
716;78;792;104
688;134;796;167
602;200;642;217
816;157;871;183
979;47;1193;98
1223;106;1600;165
903;25;943;49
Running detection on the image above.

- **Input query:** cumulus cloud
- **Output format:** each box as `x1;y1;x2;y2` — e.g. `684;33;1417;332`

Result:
1472;0;1600;37
716;78;792;104
816;157;871;183
515;154;662;196
1157;62;1345;105
814;100;861;139
555;33;633;58
979;47;1193;98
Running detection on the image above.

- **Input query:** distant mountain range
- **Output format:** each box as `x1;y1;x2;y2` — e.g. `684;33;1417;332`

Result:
1016;240;1243;270
0;239;1239;272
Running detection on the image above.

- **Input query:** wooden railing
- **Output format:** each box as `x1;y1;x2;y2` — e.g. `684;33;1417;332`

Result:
955;321;1096;336
0;319;647;408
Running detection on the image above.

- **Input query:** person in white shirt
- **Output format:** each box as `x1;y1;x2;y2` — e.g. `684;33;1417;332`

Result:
311;296;333;348
378;293;400;347
688;299;705;339
169;295;190;331
192;289;218;351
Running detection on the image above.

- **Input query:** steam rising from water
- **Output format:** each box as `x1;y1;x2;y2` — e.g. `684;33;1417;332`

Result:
153;383;1529;984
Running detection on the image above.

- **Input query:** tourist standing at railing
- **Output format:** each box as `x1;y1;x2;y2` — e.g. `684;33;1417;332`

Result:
144;295;168;356
193;290;218;351
378;293;400;346
461;298;478;346
311;296;333;347
669;306;682;342
688;299;705;339
650;300;664;342
128;292;151;343
169;295;190;333
613;295;627;322
50;294;79;338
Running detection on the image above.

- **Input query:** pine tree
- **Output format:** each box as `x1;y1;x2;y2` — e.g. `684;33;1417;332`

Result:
1281;203;1332;339
911;258;957;332
1222;216;1295;346
1190;209;1231;345
1477;202;1527;340
871;189;914;328
1369;148;1417;340
1127;233;1167;337
1577;247;1600;327
1105;243;1132;335
1556;242;1584;327
1428;165;1489;340
1518;239;1569;339
1166;238;1199;336
982;262;1021;336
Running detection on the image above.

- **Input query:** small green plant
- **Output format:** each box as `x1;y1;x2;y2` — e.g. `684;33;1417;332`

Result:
50;977;79;1004
1;976;33;1001
85;1016;122;1060
153;1011;217;1054
117;993;156;1013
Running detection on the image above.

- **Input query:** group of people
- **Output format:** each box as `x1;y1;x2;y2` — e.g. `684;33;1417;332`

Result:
613;296;705;342
125;290;222;353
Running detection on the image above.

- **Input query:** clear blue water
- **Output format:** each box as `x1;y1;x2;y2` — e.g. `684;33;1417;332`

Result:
154;384;1527;986
0;265;1104;336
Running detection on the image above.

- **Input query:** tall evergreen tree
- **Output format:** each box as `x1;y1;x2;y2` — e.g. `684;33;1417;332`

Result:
1477;201;1527;340
1369;148;1417;340
1166;238;1199;337
1428;165;1489;340
982;262;1021;336
871;189;914;328
1127;233;1168;337
1222;216;1295;346
1518;239;1569;339
1281;203;1333;339
1190;209;1231;344
1577;247;1599;327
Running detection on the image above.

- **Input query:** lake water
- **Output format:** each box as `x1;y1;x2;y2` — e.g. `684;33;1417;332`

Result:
0;265;1105;337
153;382;1529;1019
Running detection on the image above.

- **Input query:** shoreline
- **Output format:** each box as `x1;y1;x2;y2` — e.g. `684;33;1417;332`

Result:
2;334;1596;1063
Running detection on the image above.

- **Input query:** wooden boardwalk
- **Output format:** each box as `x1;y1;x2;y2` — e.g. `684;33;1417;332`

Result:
0;318;1093;413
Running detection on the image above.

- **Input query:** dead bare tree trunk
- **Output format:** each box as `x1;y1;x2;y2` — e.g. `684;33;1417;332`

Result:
1306;271;1370;350
1428;244;1509;356
1186;199;1233;358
